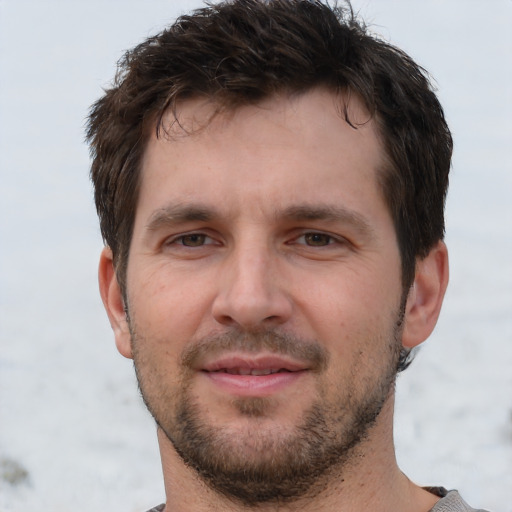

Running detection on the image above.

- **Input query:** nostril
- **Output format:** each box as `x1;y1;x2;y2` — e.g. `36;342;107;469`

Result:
214;313;238;327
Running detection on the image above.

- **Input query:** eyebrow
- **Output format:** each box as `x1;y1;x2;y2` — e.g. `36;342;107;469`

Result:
280;205;374;237
145;202;375;238
145;204;216;232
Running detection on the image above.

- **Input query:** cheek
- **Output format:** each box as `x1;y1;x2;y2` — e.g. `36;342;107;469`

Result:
128;264;216;344
297;270;392;321
294;268;401;355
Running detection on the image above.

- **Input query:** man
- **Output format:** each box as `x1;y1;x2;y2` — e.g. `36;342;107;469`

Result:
86;1;488;511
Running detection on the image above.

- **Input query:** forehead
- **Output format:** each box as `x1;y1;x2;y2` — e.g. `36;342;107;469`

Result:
156;88;378;151
137;89;387;223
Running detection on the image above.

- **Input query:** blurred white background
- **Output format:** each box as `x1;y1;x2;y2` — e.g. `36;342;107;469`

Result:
0;1;511;510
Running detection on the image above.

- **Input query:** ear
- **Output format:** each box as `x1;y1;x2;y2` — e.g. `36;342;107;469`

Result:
402;241;449;349
98;247;133;359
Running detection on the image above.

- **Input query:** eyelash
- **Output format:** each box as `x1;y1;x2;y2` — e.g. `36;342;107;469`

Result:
294;232;339;247
166;233;215;247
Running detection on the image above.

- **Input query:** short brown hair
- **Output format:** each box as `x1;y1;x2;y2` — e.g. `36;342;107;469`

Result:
87;0;452;297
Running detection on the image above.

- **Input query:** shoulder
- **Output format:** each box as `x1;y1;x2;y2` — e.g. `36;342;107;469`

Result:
428;488;490;512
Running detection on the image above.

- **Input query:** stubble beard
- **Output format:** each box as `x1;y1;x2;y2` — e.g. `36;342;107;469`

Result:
130;319;403;507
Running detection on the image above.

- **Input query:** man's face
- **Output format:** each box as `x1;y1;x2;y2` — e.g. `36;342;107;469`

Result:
123;89;405;503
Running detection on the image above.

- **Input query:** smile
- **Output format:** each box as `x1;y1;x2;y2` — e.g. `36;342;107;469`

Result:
199;354;309;396
200;354;308;373
209;368;292;376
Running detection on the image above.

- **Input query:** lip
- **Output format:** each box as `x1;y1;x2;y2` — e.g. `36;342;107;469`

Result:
199;353;309;397
202;354;308;373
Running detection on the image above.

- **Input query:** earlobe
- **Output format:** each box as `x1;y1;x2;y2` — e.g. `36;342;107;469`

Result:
402;241;449;349
98;247;133;359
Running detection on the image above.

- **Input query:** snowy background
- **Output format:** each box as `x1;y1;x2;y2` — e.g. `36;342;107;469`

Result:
0;0;511;510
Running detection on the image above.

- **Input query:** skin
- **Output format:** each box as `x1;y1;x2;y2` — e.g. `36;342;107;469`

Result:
99;89;449;511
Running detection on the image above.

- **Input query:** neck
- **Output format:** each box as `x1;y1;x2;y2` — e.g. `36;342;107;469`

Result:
156;396;439;512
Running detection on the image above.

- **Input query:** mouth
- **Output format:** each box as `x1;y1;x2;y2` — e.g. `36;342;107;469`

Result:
201;354;308;374
199;354;309;396
209;368;293;376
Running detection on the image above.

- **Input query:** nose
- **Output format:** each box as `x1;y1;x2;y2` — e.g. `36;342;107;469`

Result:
211;242;293;330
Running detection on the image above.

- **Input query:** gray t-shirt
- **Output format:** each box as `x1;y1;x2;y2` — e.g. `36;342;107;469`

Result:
428;488;489;512
145;488;489;511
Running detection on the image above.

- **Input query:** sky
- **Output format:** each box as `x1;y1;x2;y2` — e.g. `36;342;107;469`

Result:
0;1;511;511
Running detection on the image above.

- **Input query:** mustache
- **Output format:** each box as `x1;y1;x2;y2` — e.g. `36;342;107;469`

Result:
180;330;329;372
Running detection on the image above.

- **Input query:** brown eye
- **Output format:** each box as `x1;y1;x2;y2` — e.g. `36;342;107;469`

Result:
304;233;332;246
180;234;207;246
